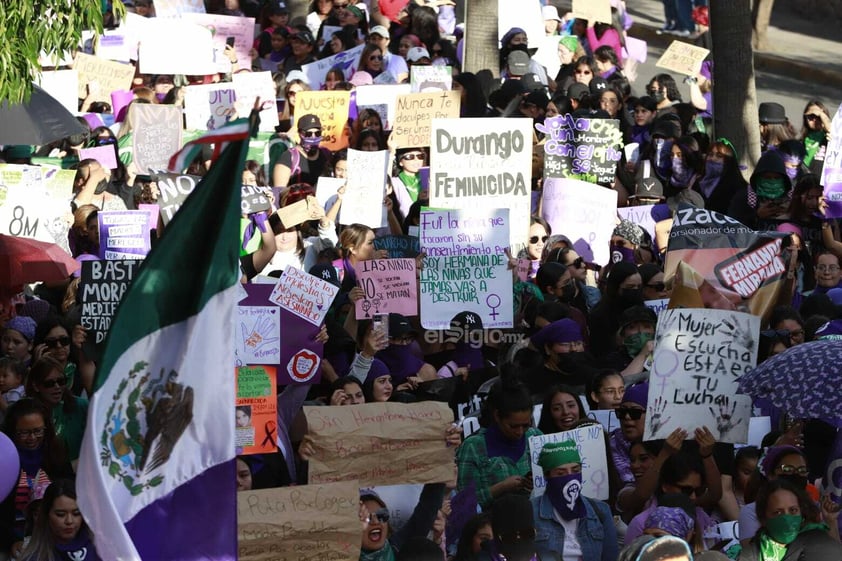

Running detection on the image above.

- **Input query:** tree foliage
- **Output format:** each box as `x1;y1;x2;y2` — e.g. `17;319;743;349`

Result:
0;0;124;104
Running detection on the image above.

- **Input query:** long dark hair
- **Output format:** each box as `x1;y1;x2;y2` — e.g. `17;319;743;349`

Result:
20;478;90;561
454;513;492;561
484;378;532;426
537;385;586;434
756;478;819;524
27;356;77;415
2;398;68;477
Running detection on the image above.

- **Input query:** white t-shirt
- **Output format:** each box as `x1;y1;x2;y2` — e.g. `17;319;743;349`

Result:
554;510;584;561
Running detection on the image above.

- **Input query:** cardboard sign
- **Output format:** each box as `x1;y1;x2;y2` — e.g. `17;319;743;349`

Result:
80;260;140;344
355;84;411;131
241;185;271;215
355;258;418;319
529;425;609;500
98;210;151;260
275;196;324;229
36;70;80;115
237;481;359;561
419;207;514;329
373;235;421;259
301;44;366;90
80;145;118;171
391;91;460;148
429;118;532;249
571;0;612;25
293;91;351;151
537;114;624;185
235;365;278;455
237;306;280;365
154;0;206;17
656;40;711;77
340;149;389;228
233;71;279;132
131;104;183;174
138;18;218;75
74;53;135;101
154;173;202;225
269;265;339;327
410;65;453;92
0;165;70;252
541;177;618;266
182;13;255;73
821;104;842;218
644;308;758;443
184;84;238;131
304;401;455;486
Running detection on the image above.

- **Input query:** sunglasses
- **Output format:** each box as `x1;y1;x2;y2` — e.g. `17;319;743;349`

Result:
368;55;384;61
646;282;666;291
617;407;645;420
677;484;707;497
300;130;321;138
498;528;537;544
568;257;585;269
370;508;390;523
41;376;68;389
44;336;71;348
804;114;821;121
760;329;802;340
529;235;549;244
401;153;425;161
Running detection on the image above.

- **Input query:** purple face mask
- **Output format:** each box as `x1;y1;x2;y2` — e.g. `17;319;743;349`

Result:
611;245;635;264
301;136;323;151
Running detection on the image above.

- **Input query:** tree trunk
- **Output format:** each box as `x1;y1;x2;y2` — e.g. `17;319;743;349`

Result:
751;0;776;51
710;0;762;175
463;0;499;77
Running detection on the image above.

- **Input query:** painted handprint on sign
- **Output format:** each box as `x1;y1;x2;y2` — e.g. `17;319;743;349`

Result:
720;314;755;352
709;396;743;438
648;396;672;439
239;308;280;364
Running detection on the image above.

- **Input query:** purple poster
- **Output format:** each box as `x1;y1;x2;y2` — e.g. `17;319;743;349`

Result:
98;210;151;260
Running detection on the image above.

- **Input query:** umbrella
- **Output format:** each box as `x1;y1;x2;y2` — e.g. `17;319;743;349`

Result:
0;234;79;287
737;340;842;427
0;85;86;145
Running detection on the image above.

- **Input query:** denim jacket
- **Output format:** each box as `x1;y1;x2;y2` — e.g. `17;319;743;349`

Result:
532;493;618;561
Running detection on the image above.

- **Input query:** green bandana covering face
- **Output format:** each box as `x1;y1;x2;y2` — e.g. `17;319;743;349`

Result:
398;171;420;202
755;177;788;200
765;514;803;545
538;440;581;472
623;332;653;358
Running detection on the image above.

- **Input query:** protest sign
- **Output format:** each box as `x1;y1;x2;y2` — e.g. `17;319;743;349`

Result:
237;306;280;365
618;204;658;245
74;53;135;101
304;401;455;486
293;90;351;151
269;265;339;327
644;298;670;316
280;309;324;385
96;29;131;63
656;40;711;77
571;0;612;25
537;114;624;185
644;308;758;443
98;210;152;260
138;19;217;75
275;196;324;229
80;260;140;344
429;118;532;249
237;481;359;561
131;104;183;175
316;176;345;215
182;13;255;72
391;91;460;148
419;207;514;329
79;146;118;171
541;177;618;266
235;365;278;455
821;104;842;218
0;164;72;252
371;484;424;532
321;25;342;45
529;425;609;500
373;235;421;259
154;0;206;17
184;83;238;131
586;409;620;435
36;70;79;114
241;185;271;215
153;173;202;225
516;258;530;282
664;205;788;319
355;83;411;131
355;258;418;319
301;44;366;90
340;149;389;228
410;65;453;92
498;0;543;45
233;71;279;132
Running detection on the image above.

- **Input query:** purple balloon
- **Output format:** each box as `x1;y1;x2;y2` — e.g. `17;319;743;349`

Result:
0;432;20;502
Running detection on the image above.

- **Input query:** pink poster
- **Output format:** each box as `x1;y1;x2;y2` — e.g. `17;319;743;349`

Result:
354;258;418;319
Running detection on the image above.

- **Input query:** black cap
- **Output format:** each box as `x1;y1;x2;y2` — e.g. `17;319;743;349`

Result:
389;313;416;338
297;113;322;131
269;1;290;14
631;176;664;200
566;82;589;102
520;72;544;92
589;76;608;95
450;311;484;332
292;28;315;45
507;50;530;76
308;264;339;287
618;305;657;332
758;102;787;124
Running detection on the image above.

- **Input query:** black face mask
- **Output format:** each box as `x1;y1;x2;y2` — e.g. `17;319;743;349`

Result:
93;177;110;194
559;281;577;303
619;287;644;305
778;474;808;490
652;90;665;104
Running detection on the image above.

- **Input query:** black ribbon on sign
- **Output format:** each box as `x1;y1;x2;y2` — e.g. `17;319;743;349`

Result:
261;420;278;448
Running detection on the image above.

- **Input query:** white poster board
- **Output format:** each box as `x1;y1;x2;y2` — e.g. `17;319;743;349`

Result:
419;207;513;329
498;0;544;47
644;308;758;443
36;70;80;115
529;425;609;500
429;118;533;250
355;83;411;131
541;177;618;266
138;19;217;75
233;71;279;132
340;149;389;228
301;44;366;90
184;83;238;131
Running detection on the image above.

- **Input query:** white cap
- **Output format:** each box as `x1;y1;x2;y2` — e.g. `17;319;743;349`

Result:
542;5;561;21
286;70;310;85
369;25;390;38
407;46;431;62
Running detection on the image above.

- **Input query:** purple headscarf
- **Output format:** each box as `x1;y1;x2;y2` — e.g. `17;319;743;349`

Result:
645;506;695;538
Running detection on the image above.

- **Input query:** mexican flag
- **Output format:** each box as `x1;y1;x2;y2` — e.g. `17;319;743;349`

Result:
77;119;251;560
